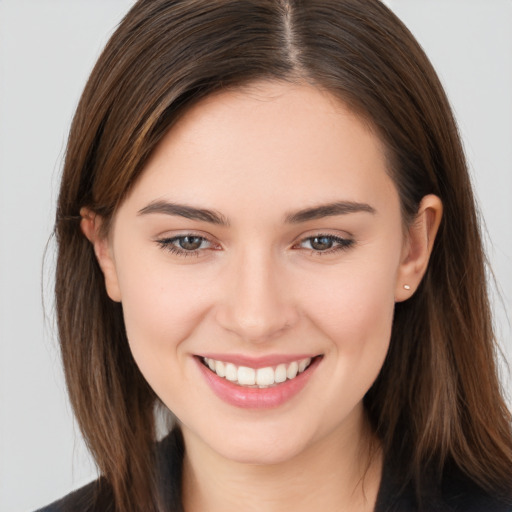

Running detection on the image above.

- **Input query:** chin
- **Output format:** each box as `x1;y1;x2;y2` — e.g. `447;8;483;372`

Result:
196;420;320;466
218;441;306;466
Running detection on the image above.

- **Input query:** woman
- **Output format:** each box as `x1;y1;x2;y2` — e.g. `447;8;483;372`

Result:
38;0;512;511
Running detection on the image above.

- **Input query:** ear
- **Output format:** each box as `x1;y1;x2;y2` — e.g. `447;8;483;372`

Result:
395;194;443;302
80;207;122;302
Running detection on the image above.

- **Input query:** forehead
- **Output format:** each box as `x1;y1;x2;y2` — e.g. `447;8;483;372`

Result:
121;81;398;221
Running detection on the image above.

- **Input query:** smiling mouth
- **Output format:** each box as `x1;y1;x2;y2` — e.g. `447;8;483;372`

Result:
200;356;320;388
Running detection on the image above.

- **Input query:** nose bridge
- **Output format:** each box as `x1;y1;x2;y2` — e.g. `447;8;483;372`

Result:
218;245;297;342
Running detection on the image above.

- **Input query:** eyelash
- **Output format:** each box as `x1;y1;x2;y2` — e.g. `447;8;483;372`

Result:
156;233;354;257
295;234;354;255
156;235;215;257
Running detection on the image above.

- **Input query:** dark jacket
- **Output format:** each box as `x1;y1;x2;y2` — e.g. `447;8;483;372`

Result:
36;429;512;512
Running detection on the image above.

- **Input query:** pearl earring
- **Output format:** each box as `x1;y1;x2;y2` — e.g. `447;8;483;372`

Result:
403;284;411;290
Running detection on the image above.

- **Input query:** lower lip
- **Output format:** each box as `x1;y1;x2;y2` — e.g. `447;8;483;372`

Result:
195;356;321;409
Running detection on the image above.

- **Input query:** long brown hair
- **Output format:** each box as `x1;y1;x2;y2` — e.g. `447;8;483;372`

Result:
55;0;512;510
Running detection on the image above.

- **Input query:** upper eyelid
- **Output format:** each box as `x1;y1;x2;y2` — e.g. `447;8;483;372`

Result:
292;230;354;245
154;231;218;246
294;234;354;249
158;234;216;248
298;234;351;242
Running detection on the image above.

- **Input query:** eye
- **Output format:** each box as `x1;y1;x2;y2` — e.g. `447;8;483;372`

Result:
156;234;215;256
175;235;206;251
297;234;354;254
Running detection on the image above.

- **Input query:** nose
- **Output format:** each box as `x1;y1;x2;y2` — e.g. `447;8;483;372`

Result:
215;248;299;343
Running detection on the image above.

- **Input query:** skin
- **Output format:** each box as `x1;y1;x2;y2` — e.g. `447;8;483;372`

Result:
82;81;442;512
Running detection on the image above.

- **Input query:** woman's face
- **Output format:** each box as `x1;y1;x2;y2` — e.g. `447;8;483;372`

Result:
94;81;416;465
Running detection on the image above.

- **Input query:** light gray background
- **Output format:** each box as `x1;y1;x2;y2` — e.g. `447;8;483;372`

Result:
1;1;511;511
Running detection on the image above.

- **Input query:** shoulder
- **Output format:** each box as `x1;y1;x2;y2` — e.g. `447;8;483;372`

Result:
441;464;512;512
377;458;512;512
34;428;184;512
34;478;114;512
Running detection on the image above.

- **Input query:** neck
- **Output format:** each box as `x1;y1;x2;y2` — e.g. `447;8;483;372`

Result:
181;409;383;512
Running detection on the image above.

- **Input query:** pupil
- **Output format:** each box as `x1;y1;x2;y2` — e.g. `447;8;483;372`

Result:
311;236;333;251
180;236;202;250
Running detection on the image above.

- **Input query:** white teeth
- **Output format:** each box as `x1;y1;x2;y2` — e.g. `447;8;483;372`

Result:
215;360;226;377
275;364;287;383
225;363;237;381
256;367;275;386
298;358;311;373
238;366;256;386
287;361;298;379
203;356;315;387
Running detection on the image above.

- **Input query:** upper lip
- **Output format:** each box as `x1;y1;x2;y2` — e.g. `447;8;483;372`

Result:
197;353;321;368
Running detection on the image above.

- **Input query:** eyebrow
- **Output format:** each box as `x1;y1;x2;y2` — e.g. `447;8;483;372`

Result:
137;199;376;226
284;201;376;223
138;201;230;226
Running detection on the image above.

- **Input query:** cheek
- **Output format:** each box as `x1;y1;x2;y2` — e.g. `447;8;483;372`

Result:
303;257;397;341
296;248;399;387
298;264;396;418
114;253;213;376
